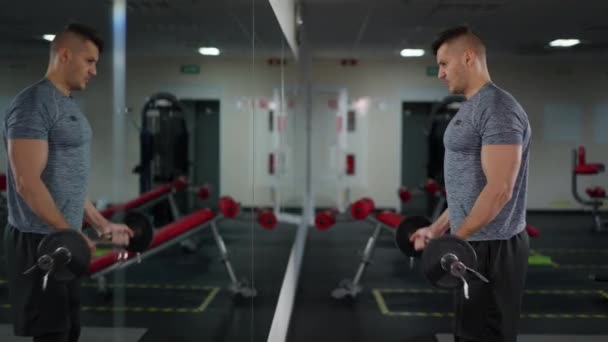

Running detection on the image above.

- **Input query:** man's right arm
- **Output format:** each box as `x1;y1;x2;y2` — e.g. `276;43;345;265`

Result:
8;138;71;229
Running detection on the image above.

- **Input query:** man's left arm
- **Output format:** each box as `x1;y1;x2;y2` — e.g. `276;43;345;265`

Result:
453;144;522;239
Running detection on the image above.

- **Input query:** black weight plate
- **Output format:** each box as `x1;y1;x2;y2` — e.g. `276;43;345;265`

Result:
123;211;154;253
394;216;432;258
37;230;91;281
421;235;477;289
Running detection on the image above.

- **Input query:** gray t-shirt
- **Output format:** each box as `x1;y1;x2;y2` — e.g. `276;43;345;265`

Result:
3;78;92;234
443;82;531;241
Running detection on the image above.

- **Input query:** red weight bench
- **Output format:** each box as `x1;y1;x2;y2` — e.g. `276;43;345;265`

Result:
88;208;216;277
98;177;212;222
99;183;175;219
87;208;251;296
88;195;273;298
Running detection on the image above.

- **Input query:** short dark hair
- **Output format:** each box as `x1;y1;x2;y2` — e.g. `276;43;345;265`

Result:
63;23;104;53
431;25;476;55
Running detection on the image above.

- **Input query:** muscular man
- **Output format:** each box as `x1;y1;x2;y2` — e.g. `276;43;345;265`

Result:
3;23;132;342
411;26;532;342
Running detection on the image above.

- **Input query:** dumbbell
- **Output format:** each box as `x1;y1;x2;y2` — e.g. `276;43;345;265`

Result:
23;211;154;291
315;209;340;230
398;179;442;203
314;198;375;230
394;215;489;299
172;177;213;200
218;196;278;230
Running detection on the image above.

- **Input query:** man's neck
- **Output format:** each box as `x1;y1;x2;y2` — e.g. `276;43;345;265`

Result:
45;71;71;97
464;75;491;100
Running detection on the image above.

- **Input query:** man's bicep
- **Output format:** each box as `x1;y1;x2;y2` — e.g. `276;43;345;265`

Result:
481;145;522;188
8;139;49;182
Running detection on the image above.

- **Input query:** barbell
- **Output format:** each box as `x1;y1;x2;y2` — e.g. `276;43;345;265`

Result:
24;211;154;291
394;215;489;299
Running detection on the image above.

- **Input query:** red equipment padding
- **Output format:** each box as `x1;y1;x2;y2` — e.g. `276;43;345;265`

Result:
172;177;188;192
350;198;375;220
398;187;412;203
586;187;607;198
575;164;604;175
197;185;211;200
88;208;215;274
346;154;356;175
0;173;6;192
98;184;173;219
124;184;173;210
575;146;605;175
424;179;440;195
525;224;540;238
257;209;278;230
149;209;215;248
578;146;586;165
315;209;338;230
375;211;404;229
218;196;240;218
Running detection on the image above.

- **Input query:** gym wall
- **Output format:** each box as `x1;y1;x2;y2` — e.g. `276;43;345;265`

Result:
311;56;608;211
0;55;606;210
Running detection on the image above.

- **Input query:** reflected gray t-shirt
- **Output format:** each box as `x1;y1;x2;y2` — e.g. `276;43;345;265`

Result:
3;78;92;234
443;82;531;241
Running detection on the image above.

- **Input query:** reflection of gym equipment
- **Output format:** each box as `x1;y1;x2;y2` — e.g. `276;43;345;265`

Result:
134;93;189;194
572;146;607;232
315;198;405;299
398;179;446;221
98;177;210;226
425;96;465;185
46;187;275;298
571;146;608;283
421;95;465;218
93;195;276;298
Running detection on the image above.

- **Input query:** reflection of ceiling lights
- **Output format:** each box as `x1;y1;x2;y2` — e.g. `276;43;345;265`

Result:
43;34;55;42
549;39;580;48
198;47;220;56
400;49;425;57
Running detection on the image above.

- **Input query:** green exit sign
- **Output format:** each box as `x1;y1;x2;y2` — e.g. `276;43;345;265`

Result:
426;66;439;77
180;65;200;74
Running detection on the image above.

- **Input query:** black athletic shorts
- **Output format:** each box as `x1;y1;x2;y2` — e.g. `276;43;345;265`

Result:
3;224;81;337
453;229;530;342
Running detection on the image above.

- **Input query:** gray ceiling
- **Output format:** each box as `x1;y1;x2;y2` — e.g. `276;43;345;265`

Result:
0;0;607;60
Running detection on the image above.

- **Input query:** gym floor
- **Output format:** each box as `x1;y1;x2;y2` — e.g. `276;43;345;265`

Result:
2;211;607;342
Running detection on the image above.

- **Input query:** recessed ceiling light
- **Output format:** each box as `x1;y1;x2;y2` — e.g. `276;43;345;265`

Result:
198;47;220;56
400;49;425;57
43;34;55;42
549;39;580;48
